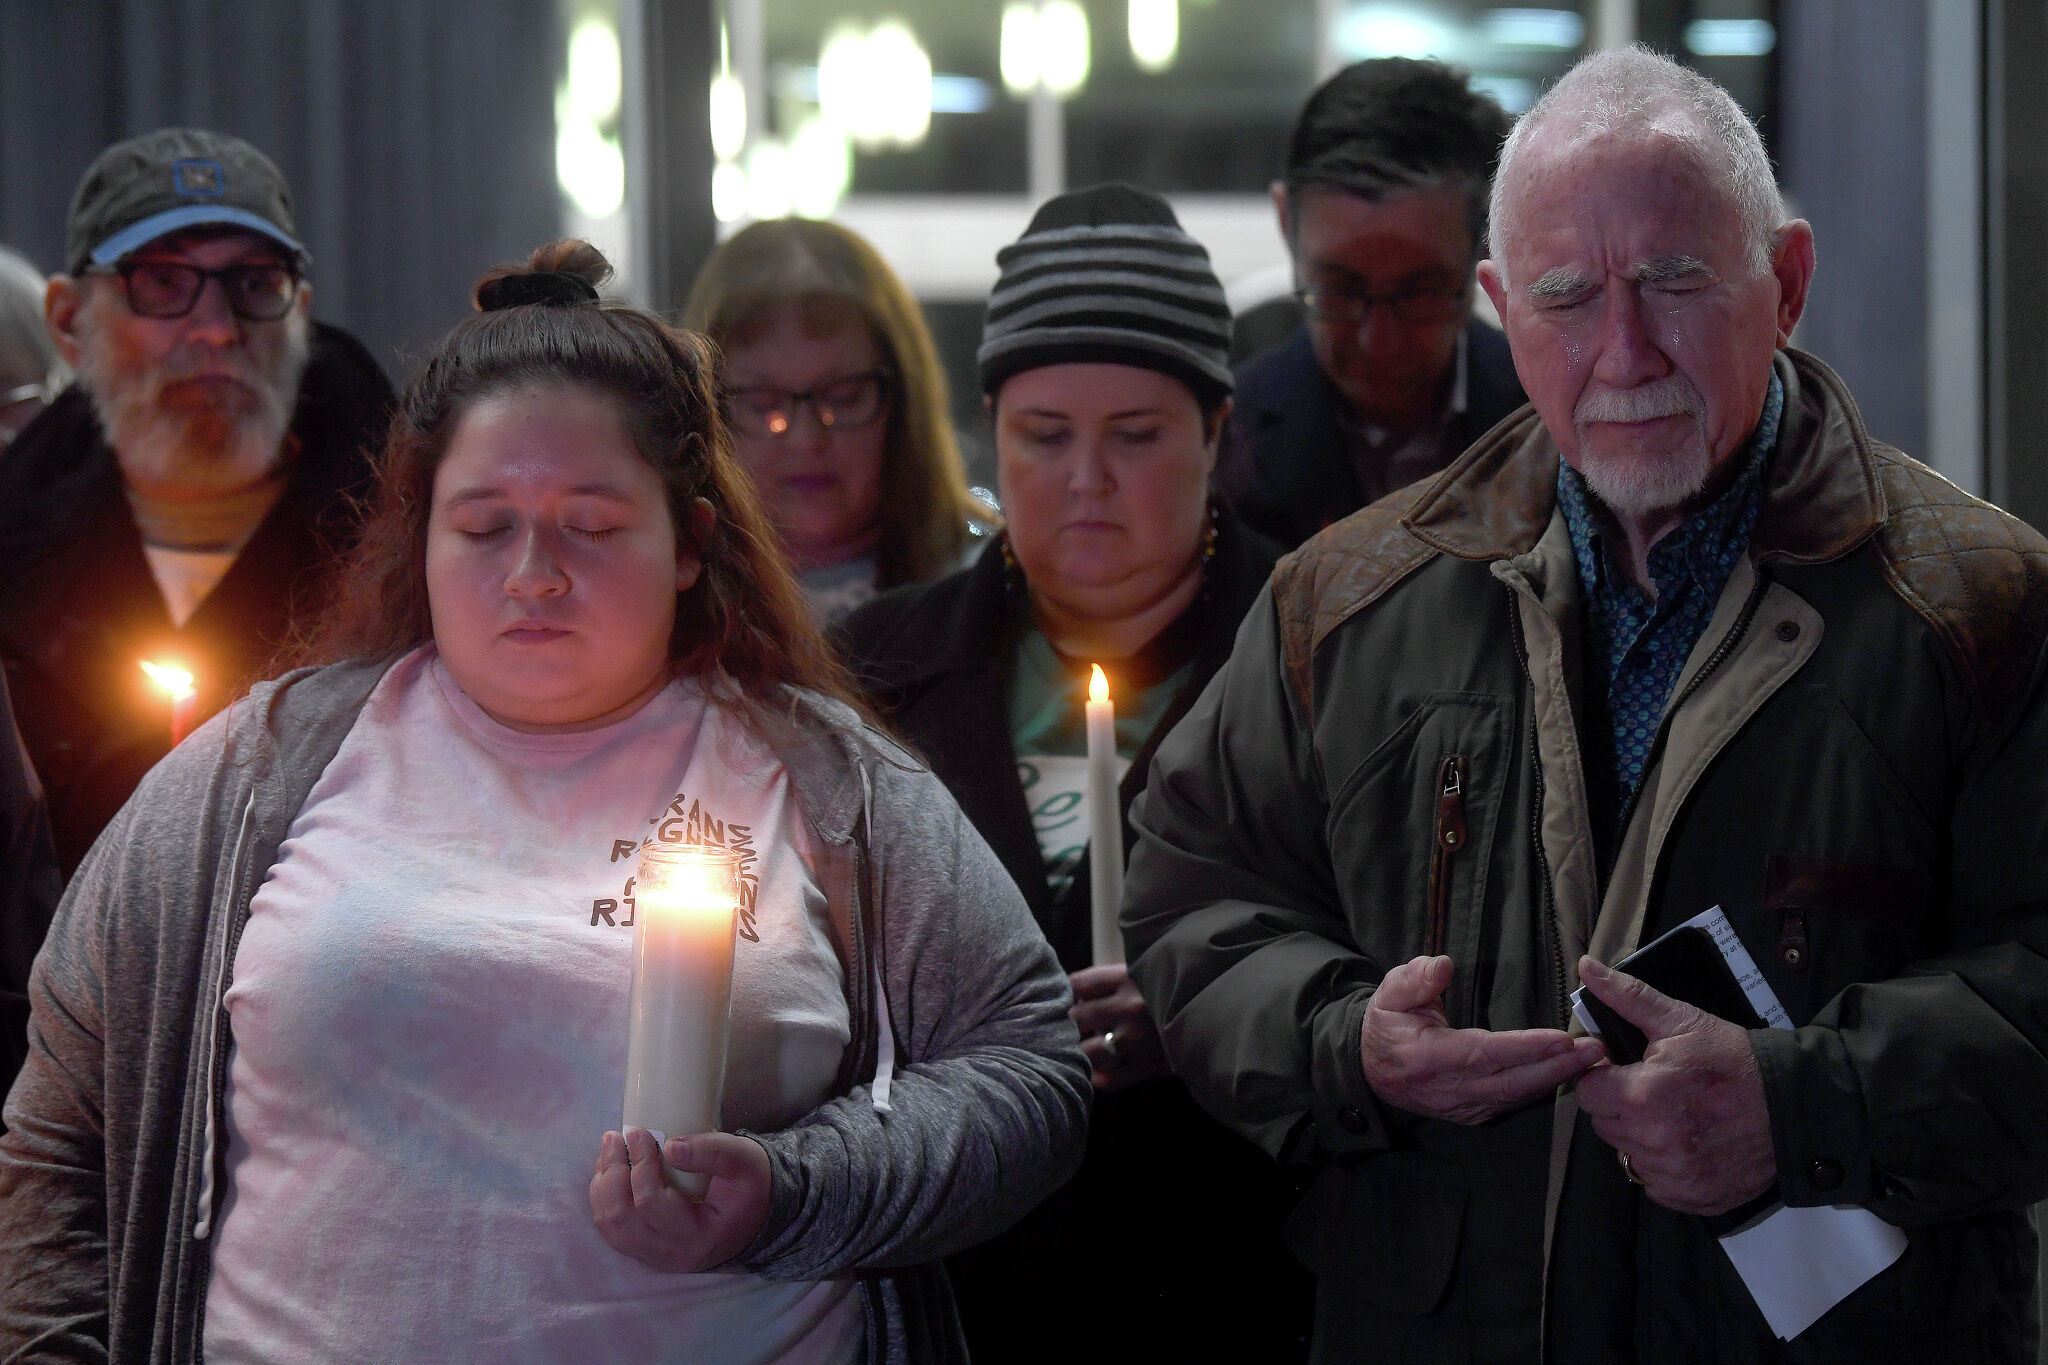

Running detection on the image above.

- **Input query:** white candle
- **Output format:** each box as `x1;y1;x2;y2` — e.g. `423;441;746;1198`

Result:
621;843;741;1198
139;660;197;745
1086;664;1125;965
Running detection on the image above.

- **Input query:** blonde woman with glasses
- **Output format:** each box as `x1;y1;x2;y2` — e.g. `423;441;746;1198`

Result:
685;219;994;624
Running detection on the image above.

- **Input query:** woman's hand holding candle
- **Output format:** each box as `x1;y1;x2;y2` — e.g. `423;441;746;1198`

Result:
1069;963;1166;1093
589;1127;772;1272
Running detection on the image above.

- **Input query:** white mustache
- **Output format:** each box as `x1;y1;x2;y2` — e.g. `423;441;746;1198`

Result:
1575;376;1704;426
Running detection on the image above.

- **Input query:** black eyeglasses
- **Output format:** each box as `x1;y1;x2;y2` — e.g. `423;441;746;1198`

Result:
91;260;303;322
724;369;892;439
1296;282;1467;328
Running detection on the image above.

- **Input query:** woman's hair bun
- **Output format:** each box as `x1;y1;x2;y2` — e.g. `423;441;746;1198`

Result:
473;239;614;313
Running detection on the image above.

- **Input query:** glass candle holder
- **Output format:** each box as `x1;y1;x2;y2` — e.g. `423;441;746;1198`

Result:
621;843;742;1197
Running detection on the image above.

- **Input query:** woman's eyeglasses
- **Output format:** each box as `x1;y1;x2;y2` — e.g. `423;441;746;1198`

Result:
724;369;892;439
89;260;303;322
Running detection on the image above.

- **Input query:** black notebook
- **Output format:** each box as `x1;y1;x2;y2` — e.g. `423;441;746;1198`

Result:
1571;923;1767;1066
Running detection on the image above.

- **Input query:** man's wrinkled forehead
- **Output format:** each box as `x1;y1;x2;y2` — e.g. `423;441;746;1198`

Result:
1498;123;1745;270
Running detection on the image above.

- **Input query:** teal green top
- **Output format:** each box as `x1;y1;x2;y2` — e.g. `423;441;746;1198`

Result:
1007;624;1191;897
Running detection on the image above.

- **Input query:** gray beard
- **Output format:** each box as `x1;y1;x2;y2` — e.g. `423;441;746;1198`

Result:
1574;434;1713;519
77;316;312;500
1570;375;1713;519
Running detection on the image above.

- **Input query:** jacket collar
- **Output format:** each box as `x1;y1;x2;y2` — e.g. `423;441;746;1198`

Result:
1403;348;1885;567
870;509;1280;694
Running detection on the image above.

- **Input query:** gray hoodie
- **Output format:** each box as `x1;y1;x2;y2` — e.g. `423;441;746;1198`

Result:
0;657;1091;1363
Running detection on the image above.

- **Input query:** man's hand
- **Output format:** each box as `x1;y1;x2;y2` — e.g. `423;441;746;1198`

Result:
1572;955;1778;1215
1071;963;1169;1093
1362;955;1604;1124
589;1127;772;1272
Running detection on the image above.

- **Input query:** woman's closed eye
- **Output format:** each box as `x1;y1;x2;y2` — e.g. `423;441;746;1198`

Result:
453;520;513;541
1112;425;1162;447
1016;424;1072;451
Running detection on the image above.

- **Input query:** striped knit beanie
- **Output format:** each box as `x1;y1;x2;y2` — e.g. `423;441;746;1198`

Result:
978;182;1233;404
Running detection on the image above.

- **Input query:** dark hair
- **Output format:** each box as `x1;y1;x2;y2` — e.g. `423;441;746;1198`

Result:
304;239;863;718
684;218;996;590
1283;58;1511;262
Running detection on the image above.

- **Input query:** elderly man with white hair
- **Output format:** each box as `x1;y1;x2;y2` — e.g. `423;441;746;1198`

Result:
1123;46;2048;1363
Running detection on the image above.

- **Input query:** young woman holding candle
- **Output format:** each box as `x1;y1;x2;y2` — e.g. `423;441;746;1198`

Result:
683;218;996;625
0;241;1090;1364
839;185;1312;1363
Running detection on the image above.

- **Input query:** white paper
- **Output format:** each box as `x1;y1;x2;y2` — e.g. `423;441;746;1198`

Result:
1718;1200;1908;1340
1575;906;1907;1340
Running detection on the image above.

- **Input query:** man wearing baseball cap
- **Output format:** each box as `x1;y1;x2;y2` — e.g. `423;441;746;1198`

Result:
0;128;392;876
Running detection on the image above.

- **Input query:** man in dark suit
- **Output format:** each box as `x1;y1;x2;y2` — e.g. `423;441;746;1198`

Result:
1221;59;1526;548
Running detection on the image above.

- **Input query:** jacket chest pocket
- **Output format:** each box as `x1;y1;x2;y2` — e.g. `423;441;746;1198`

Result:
1326;694;1516;1028
1761;853;1938;1019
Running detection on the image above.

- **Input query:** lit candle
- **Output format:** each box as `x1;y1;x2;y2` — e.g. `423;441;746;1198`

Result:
139;661;197;745
621;843;742;1198
1086;664;1125;965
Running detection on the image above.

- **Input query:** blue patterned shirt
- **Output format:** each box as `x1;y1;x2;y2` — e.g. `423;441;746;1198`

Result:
1558;371;1783;831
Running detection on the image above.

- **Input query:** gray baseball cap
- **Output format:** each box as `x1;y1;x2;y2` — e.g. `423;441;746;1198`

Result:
65;127;306;274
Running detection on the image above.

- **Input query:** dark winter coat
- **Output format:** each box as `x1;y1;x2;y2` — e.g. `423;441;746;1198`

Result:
838;516;1316;1362
1125;348;2048;1363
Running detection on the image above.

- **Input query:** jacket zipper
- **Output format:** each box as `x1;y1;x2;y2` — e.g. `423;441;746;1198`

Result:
1507;602;1570;1027
1425;755;1467;958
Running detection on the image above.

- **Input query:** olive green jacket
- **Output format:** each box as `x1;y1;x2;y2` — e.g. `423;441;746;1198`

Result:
1126;349;2048;1362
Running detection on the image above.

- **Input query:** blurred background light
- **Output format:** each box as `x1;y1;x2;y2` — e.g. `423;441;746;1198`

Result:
556;110;624;215
712;161;749;224
1685;19;1777;58
1038;0;1092;97
1129;0;1180;74
1481;8;1584;50
1004;0;1091;99
1335;5;1455;61
788;115;854;218
744;139;795;220
1469;73;1537;113
1001;3;1041;94
566;18;623;123
818;19;934;150
709;71;747;163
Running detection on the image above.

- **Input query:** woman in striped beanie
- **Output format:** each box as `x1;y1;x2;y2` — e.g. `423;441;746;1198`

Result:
840;184;1312;1362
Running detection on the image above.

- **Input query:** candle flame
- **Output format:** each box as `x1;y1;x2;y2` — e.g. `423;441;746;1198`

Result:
637;843;741;918
1089;664;1109;704
140;660;196;702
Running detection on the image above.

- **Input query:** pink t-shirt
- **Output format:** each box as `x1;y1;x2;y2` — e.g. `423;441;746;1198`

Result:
203;648;861;1363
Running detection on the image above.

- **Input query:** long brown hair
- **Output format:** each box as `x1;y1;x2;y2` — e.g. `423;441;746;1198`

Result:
305;239;861;716
683;218;995;589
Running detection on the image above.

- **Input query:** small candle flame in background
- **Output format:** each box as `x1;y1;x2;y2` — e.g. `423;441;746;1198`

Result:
139;660;195;701
1089;663;1109;703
